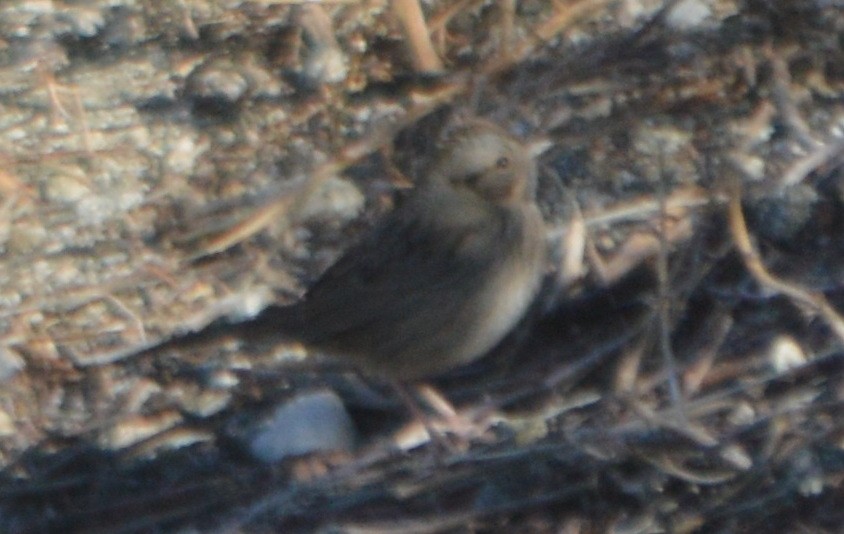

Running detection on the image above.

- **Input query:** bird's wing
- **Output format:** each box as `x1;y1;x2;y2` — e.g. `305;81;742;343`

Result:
297;196;504;349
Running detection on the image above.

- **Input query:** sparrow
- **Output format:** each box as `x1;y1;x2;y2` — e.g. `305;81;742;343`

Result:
131;120;546;380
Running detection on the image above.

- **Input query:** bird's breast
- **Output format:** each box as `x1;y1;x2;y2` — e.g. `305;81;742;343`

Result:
452;205;546;364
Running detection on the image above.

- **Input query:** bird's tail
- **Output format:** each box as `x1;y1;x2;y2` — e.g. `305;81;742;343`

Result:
82;304;306;366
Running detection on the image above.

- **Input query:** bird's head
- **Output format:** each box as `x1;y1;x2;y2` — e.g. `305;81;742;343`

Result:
427;121;536;205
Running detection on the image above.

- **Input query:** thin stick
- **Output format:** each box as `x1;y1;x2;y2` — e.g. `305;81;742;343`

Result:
727;171;844;343
393;0;444;73
655;158;684;414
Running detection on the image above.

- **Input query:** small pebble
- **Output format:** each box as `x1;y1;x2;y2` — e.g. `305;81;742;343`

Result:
248;389;356;463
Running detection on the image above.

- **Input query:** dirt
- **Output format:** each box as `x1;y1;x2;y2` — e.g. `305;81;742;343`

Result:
1;1;843;532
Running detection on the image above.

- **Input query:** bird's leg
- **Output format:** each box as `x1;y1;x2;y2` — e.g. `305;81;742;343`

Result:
414;383;467;432
389;381;465;453
388;381;489;454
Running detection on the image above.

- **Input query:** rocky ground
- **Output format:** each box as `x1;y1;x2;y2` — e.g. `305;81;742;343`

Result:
1;0;843;532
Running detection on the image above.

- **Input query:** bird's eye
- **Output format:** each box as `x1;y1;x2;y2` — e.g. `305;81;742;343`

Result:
463;172;481;186
495;156;510;169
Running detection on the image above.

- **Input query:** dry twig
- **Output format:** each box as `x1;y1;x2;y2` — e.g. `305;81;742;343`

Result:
727;172;844;343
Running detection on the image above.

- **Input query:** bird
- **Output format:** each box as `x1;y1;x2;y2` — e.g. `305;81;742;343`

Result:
127;119;547;381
